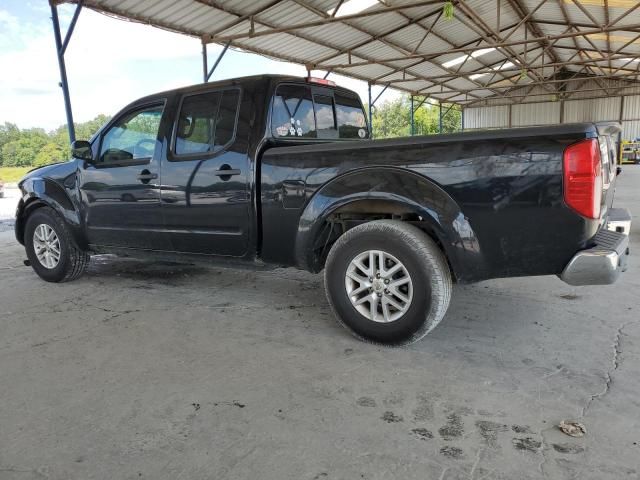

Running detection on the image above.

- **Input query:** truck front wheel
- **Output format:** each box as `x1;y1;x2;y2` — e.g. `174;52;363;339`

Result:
324;220;452;345
24;207;89;283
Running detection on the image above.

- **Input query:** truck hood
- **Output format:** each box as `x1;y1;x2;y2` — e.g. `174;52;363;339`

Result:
18;160;77;187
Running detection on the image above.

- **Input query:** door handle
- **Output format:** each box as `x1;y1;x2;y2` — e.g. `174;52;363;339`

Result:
137;170;158;184
214;164;241;179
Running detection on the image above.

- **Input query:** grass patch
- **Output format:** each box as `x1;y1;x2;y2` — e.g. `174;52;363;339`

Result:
0;167;32;183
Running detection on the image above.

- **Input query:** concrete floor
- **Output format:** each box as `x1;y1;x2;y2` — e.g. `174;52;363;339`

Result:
0;168;639;480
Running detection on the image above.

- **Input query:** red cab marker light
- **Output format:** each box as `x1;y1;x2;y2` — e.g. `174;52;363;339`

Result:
306;76;336;87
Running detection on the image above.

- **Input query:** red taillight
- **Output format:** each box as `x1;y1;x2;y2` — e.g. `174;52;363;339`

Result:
563;138;602;219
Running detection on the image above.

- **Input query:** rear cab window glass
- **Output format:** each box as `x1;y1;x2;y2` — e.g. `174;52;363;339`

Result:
173;89;240;158
272;83;368;141
335;92;368;139
272;85;316;138
314;94;338;139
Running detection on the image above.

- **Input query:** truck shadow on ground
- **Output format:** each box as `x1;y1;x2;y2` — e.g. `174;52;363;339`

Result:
82;254;558;348
86;255;211;283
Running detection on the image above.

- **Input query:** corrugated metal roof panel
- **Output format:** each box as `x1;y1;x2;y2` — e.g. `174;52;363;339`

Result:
405;61;451;78
432;16;483;44
389;79;432;91
321;53;367;67
348;11;409;38
337;63;395;79
352;40;404;59
239;34;336;61
68;0;640;103
257;1;320;26
298;24;370;50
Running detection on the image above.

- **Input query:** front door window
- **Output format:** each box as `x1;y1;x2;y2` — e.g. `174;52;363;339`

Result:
99;105;163;164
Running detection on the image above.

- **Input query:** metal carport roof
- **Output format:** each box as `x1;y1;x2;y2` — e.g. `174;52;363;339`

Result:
53;0;640;108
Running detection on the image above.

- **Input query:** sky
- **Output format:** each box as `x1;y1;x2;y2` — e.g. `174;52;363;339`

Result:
0;1;400;132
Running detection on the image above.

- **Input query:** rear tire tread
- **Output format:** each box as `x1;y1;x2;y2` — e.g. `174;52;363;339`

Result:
324;220;452;345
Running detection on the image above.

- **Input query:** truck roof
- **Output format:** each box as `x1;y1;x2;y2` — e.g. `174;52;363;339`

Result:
131;74;357;106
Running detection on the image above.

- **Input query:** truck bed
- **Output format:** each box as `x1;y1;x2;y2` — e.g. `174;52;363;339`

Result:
260;123;605;282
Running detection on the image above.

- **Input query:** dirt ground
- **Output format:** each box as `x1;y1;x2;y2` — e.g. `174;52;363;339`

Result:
0;168;638;480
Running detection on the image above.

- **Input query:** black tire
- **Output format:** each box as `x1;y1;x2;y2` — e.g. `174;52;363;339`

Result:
24;207;89;283
324;220;452;345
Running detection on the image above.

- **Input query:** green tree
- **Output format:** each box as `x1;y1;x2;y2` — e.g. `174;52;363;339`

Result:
0;115;111;168
34;142;67;167
366;95;462;138
369;96;411;138
1;129;48;167
75;114;111;141
0;122;21;166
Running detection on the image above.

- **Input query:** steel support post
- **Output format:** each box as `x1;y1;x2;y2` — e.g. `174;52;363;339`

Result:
51;1;82;143
438;101;443;134
410;95;414;136
202;42;208;83
204;40;231;82
367;84;389;139
368;83;373;138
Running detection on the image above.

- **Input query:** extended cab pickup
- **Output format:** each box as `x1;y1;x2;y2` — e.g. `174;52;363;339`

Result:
16;75;631;344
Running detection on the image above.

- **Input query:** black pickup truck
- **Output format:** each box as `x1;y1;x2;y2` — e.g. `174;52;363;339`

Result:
16;74;631;344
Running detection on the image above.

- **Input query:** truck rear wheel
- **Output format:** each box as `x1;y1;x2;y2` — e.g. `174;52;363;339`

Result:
324;220;451;345
25;207;89;283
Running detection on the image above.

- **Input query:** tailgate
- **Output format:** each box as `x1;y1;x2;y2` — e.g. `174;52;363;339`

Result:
596;122;621;225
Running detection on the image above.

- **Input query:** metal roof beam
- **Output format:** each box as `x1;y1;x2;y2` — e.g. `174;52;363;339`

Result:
199;0;486;101
503;0;555;57
314;23;640;70
330;0;346;18
534;19;640;31
378;3;520;97
203;0;445;42
454;0;548;88
308;4;443;67
425;71;640;96
505;0;562;79
289;0;510;98
569;0;601;27
606;2;640;28
204;0;284;38
378;53;640;85
556;0;601;80
464;83;640;106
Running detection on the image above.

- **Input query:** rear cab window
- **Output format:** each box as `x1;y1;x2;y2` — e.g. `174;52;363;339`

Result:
171;88;240;159
271;83;369;141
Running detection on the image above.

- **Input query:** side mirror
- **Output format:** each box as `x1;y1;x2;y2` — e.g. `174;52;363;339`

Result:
71;140;93;162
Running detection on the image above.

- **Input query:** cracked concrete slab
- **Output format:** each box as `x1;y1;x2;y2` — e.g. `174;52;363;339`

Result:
0;167;639;480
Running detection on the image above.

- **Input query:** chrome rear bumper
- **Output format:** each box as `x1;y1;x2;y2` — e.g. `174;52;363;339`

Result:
606;207;632;235
560;213;630;286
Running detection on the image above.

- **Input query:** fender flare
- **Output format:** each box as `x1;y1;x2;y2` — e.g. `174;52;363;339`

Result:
294;167;484;281
15;176;86;248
